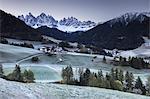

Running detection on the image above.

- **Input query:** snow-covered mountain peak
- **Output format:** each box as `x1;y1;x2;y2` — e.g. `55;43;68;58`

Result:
109;12;150;26
39;12;46;17
28;12;34;16
18;13;97;32
59;17;80;26
142;12;150;17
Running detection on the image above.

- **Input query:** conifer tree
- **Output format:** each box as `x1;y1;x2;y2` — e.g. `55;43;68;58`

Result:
23;69;35;82
125;71;129;82
105;73;111;89
98;69;103;78
13;65;23;81
134;76;147;95
115;68;119;80
118;69;124;83
103;55;106;63
82;68;91;85
0;64;4;75
146;76;150;94
135;76;143;89
97;70;105;87
23;69;28;80
28;69;35;81
125;71;134;91
88;73;98;87
110;68;115;80
61;66;73;84
7;65;23;82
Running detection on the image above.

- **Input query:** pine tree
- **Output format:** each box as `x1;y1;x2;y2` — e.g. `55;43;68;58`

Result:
79;68;85;86
130;72;134;82
97;70;105;87
61;67;65;79
78;68;84;76
103;55;106;63
110;68;115;80
28;69;35;81
118;69;124;83
135;76;143;89
88;73;98;87
82;68;91;86
125;71;134;91
119;56;122;61
61;66;73;84
7;64;23;82
125;71;129;82
122;57;128;66
23;69;35;82
0;64;4;75
0;64;4;78
146;76;150;94
115;68;119;80
98;69;103;78
109;68;117;89
134;76;146;95
104;73;111;89
23;69;28;80
13;65;23;81
128;56;131;61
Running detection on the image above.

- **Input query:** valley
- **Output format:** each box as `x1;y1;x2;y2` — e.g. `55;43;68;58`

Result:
0;9;150;99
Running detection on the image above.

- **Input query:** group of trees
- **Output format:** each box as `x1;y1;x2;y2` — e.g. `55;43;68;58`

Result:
58;41;73;48
146;76;150;95
0;37;34;49
77;44;113;56
61;66;73;84
10;42;34;48
61;66;150;96
0;64;35;83
0;38;8;44
31;56;39;62
114;56;150;69
0;65;4;78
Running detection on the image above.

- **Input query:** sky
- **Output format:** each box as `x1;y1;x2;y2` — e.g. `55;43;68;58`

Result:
0;0;149;22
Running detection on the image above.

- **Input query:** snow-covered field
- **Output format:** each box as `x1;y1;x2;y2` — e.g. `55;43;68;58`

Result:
0;42;150;99
0;43;41;63
118;45;150;59
1;43;150;84
42;35;78;47
118;38;150;60
0;78;149;99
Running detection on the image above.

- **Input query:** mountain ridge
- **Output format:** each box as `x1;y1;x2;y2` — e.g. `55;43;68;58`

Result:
77;12;150;50
37;12;150;50
18;13;97;32
1;10;149;50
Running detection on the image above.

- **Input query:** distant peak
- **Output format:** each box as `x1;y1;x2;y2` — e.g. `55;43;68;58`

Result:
18;13;97;32
109;12;150;26
29;12;32;15
40;13;46;17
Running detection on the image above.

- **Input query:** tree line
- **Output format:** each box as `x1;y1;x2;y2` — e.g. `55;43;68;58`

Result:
113;56;150;69
61;66;150;96
10;42;34;48
0;38;8;44
0;37;34;48
0;64;35;83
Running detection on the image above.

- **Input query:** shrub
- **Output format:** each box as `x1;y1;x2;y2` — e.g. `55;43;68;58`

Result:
31;57;39;62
